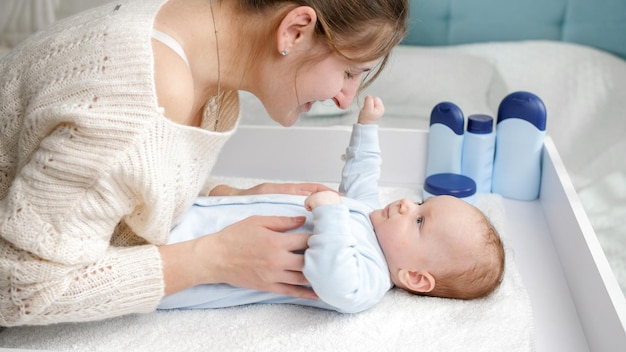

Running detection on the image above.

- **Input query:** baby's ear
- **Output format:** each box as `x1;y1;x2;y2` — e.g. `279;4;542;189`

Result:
397;269;435;293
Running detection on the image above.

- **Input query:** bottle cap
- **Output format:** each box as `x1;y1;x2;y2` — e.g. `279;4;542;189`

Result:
497;91;547;131
423;173;476;198
467;114;493;134
430;102;465;135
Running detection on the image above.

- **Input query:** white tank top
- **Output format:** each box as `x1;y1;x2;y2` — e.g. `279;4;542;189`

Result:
151;29;190;68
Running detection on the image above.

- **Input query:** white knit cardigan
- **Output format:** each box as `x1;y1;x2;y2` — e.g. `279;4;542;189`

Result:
0;0;240;326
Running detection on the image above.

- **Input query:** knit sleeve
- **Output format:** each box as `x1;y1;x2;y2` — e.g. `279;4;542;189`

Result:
0;123;165;326
0;0;175;326
0;239;164;326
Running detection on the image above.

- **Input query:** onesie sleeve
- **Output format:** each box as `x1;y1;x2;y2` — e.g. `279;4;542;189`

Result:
339;124;381;208
303;204;390;313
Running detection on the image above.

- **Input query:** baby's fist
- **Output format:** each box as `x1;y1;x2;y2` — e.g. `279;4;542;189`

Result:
358;96;384;124
304;191;342;211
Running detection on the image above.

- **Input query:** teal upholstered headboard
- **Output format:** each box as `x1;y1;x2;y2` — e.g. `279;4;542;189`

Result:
404;0;626;59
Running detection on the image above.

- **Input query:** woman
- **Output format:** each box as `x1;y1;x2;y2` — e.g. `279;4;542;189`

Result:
0;0;408;325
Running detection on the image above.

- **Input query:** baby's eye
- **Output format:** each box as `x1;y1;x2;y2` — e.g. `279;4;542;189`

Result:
345;71;355;79
416;217;423;228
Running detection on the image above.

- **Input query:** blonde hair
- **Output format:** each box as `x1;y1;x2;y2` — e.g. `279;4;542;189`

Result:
421;214;505;300
231;0;409;90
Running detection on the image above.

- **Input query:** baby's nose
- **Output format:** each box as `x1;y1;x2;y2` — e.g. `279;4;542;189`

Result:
398;199;411;214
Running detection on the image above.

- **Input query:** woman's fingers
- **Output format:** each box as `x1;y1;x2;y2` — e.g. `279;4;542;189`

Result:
255;215;306;233
197;215;320;299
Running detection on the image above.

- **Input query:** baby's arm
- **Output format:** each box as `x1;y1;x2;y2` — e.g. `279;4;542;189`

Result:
338;96;384;207
303;197;390;313
357;96;384;125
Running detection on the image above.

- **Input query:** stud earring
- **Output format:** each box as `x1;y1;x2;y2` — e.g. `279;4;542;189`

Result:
281;50;287;56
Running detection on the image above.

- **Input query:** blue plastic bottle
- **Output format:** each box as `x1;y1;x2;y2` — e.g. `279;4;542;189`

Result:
422;173;477;204
461;114;495;194
425;102;465;177
491;91;547;200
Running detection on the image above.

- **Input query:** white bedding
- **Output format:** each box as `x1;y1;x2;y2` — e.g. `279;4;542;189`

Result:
0;180;534;352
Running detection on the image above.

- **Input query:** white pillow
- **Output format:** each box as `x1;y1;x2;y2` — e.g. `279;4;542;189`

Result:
363;45;508;121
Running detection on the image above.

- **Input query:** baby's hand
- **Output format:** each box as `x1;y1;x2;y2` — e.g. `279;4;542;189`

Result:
304;191;342;211
358;96;384;125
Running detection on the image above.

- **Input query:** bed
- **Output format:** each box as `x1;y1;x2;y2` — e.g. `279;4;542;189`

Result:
1;0;625;351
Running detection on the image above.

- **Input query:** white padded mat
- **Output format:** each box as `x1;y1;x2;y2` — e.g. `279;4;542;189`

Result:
0;178;534;352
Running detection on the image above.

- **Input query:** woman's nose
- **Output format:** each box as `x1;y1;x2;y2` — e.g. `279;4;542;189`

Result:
334;81;359;109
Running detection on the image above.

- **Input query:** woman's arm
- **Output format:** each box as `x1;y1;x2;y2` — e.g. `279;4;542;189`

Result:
209;182;336;197
0;130;167;326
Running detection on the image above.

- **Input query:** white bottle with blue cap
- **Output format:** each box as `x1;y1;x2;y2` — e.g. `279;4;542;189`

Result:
425;102;465;177
462;114;495;194
492;91;547;200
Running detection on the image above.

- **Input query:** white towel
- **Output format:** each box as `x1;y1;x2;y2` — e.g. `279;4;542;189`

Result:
0;183;534;352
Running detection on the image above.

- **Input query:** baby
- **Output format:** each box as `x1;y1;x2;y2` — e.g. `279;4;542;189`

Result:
159;96;505;313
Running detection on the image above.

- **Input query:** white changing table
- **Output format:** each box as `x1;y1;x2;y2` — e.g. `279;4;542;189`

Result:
213;125;626;352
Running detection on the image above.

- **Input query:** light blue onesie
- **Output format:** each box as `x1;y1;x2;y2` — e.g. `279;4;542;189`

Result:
158;124;392;313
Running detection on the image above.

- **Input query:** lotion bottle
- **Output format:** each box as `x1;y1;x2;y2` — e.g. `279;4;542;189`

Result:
491;91;547;200
461;114;495;194
425;102;465;177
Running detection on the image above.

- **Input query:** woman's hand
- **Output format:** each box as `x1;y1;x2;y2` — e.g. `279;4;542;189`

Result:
159;215;318;300
210;182;336;197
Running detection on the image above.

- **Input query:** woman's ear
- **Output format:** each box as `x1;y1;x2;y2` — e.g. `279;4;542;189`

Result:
398;269;435;293
276;6;317;56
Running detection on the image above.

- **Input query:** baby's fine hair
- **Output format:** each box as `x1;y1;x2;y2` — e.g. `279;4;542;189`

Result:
423;213;505;300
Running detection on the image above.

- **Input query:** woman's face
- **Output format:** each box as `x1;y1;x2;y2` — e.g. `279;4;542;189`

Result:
262;51;378;127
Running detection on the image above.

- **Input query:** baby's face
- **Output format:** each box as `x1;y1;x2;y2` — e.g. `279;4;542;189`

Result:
370;195;483;280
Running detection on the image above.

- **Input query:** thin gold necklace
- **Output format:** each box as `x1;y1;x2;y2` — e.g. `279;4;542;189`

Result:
209;0;221;130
